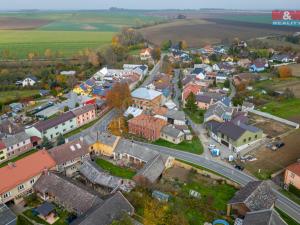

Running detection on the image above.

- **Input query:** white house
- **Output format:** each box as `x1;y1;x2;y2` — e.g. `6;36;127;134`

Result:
140;48;152;61
22;76;37;87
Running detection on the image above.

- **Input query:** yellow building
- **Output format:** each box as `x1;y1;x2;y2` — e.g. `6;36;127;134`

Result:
0;142;7;163
73;84;90;96
86;132;120;157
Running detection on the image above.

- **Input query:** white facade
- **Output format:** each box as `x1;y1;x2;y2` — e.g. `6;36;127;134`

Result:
22;78;36;87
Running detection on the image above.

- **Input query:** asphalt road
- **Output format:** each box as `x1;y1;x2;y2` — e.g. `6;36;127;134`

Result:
68;109;118;141
136;141;300;223
142;54;164;87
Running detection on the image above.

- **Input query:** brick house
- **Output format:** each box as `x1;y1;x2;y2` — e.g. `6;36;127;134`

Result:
284;161;300;190
72;104;97;127
128;114;167;141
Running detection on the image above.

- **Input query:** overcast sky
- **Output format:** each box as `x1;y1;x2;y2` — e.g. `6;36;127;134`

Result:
1;0;299;10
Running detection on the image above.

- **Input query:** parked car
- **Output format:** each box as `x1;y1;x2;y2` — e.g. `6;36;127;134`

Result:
208;144;216;150
234;165;244;171
275;142;285;149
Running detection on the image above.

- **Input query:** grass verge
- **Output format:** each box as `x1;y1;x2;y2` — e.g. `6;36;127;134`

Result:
280;190;300;206
0;149;38;168
153;137;203;154
64;118;100;138
276;208;300;225
184;108;205;124
17;215;34;225
95;158;136;179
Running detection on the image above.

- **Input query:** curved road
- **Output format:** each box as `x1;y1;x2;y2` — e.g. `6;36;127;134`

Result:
136;141;300;223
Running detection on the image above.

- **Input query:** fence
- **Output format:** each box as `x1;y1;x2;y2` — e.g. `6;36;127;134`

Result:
247;109;299;129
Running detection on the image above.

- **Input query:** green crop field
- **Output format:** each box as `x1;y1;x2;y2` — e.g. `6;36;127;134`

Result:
0;30;114;59
0;11;164;59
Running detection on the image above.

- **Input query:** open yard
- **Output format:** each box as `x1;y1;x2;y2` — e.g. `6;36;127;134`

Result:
95;158;136;179
248;113;293;138
153;137;203;154
126;165;236;225
289;64;300;77
0;89;40;105
245;129;300;179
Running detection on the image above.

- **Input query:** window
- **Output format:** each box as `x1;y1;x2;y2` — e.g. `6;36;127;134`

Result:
30;179;35;185
3;192;11;199
18;184;25;191
290;173;295;179
248;137;252;141
243;139;246;143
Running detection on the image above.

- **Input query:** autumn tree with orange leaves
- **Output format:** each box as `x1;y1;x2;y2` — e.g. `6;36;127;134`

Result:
106;82;132;112
278;66;292;78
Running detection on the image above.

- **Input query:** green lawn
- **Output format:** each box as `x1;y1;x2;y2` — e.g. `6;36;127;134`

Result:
0;30;114;59
95;158;136;179
280;190;300;206
153;137;203;154
24;207;71;225
276;208;300;225
17;215;34;225
64;117;101;138
0;149;37;168
260;98;300;119
0;90;39;105
184;108;205;124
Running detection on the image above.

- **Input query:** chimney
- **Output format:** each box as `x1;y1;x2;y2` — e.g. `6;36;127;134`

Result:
8;162;16;168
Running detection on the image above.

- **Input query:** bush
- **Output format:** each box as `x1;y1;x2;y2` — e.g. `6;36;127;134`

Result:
289;184;300;198
17;215;33;225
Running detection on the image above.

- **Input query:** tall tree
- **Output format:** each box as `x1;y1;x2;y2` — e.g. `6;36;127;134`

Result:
151;47;161;61
106;82;132;112
57;134;65;146
41;136;53;150
185;92;197;111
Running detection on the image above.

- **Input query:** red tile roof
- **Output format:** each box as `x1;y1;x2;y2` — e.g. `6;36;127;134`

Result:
0;150;56;194
182;84;201;100
286;162;300;177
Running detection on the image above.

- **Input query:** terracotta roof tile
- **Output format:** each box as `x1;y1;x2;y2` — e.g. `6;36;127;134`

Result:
0;150;56;194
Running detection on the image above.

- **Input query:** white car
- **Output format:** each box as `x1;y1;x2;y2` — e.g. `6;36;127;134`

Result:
208;144;216;150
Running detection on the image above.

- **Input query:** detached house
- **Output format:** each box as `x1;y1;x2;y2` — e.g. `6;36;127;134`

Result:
131;87;163;110
140;48;152;61
0;150;56;204
26;111;76;140
250;59;269;73
206;121;263;152
49;138;90;177
22;76;38;87
284;161;300;190
204;101;234;123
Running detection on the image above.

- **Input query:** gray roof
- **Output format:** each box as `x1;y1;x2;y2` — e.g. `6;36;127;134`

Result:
0;120;24;135
164;110;185;121
34;172;103;215
72;104;95;116
196;95;213;104
205;120;222;134
34;111;75;132
84;132;118;147
217;122;246;140
2;131;30;147
79;160;121;189
161;125;184;139
72;192;134;225
229;181;277;212
204;102;233;121
0;203;17;225
131;87;162;100
135;154;165;183
115;139;161;162
49;139;89;165
243;209;287;225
